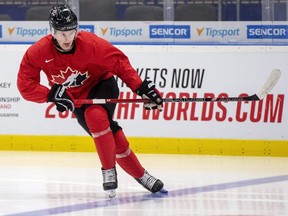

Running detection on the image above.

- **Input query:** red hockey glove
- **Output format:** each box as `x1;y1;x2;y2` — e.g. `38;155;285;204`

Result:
136;80;163;111
47;84;74;112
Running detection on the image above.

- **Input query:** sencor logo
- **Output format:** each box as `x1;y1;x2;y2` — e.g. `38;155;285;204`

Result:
247;25;288;39
149;25;190;39
79;25;94;33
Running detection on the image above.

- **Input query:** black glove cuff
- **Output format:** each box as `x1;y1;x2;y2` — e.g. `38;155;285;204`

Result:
136;80;155;96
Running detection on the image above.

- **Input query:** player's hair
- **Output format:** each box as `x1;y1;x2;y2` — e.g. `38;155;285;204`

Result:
49;4;78;32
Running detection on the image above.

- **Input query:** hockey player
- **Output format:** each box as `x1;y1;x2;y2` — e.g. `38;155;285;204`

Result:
17;4;164;198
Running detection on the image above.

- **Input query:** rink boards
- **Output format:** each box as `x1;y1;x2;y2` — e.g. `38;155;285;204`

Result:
0;45;287;156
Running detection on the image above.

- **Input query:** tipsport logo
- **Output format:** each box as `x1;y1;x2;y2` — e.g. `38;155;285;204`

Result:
247;25;288;39
8;27;48;37
100;27;143;37
196;27;240;38
149;25;190;39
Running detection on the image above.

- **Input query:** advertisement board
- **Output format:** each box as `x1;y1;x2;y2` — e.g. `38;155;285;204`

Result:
0;20;287;154
0;45;287;141
0;21;287;44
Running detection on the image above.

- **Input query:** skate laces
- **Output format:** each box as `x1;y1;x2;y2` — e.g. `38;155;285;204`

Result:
102;167;116;183
139;170;157;190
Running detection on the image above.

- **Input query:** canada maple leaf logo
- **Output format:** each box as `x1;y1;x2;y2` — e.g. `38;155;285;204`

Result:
51;67;89;88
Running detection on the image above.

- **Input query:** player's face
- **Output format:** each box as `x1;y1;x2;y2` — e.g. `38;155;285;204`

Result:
53;29;77;51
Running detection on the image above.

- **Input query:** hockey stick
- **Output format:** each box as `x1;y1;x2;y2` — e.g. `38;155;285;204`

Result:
74;69;281;105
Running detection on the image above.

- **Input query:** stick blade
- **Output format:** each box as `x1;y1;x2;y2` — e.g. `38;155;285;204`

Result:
256;69;281;100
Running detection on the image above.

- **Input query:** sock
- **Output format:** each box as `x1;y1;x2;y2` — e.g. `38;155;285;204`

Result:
114;130;144;178
85;105;116;169
93;131;116;169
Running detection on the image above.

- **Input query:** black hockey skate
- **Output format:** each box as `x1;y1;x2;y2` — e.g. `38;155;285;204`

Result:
136;170;165;193
102;167;118;198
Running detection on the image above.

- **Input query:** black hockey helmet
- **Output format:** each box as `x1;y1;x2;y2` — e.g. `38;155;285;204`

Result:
49;4;78;31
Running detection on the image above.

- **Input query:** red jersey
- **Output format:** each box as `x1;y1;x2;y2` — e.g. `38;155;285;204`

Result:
17;31;142;106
